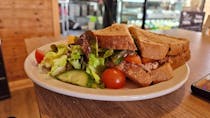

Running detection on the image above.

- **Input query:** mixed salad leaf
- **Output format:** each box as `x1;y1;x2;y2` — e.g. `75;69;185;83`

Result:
68;45;83;69
38;38;113;88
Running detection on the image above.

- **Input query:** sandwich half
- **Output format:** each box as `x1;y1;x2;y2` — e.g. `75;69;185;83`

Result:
76;24;189;87
129;26;190;69
115;25;190;86
129;26;189;56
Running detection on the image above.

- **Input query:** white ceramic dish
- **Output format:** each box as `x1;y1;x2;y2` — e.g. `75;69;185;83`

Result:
24;40;190;101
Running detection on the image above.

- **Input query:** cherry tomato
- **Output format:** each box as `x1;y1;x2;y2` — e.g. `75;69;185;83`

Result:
101;68;126;89
124;55;141;65
35;49;44;63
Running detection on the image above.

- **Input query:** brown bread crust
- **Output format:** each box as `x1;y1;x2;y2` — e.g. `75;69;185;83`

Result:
129;27;169;59
155;34;190;56
150;63;173;84
138;39;169;60
116;61;174;86
129;26;190;56
94;24;137;51
115;61;152;87
95;35;137;50
168;50;191;69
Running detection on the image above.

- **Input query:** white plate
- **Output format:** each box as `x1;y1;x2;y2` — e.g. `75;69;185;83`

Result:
24;40;190;101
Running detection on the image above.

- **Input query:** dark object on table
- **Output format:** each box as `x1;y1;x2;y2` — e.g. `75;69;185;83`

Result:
191;73;210;100
0;40;10;100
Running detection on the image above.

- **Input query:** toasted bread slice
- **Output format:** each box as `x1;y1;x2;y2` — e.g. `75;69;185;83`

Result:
93;24;137;51
129;26;169;60
116;61;152;87
140;29;189;56
158;50;190;69
150;63;173;84
129;26;190;58
116;61;173;86
168;50;190;69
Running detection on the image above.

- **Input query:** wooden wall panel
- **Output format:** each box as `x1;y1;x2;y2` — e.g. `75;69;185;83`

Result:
0;0;59;40
1;40;28;81
0;10;52;19
0;0;51;10
0;0;60;81
204;0;210;23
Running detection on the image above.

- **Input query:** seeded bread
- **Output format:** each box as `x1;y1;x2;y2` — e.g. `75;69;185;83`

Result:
93;24;137;51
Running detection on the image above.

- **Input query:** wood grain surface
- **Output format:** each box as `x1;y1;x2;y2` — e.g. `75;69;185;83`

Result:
1;39;28;81
0;80;39;118
0;0;60;81
0;0;57;41
2;29;210;118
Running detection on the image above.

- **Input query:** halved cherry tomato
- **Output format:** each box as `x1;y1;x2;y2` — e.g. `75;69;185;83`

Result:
101;68;126;89
35;49;44;63
124;55;141;65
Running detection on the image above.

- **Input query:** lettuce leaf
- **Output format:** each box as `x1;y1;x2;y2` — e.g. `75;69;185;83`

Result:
103;49;113;58
68;45;83;69
49;55;67;76
41;44;67;68
86;41;114;84
86;53;105;84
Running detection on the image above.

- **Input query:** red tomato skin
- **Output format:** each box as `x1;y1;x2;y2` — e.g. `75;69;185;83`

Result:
101;68;126;89
35;49;44;63
124;55;141;65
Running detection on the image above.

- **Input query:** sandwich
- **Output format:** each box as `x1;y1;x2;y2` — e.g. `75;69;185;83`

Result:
128;26;190;69
39;23;190;88
79;24;189;87
120;25;190;86
75;24;139;86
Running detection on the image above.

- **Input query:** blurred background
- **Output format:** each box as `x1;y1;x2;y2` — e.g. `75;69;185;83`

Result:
58;0;208;36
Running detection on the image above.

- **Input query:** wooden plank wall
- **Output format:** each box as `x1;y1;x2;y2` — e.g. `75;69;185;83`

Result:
0;0;60;81
0;0;60;40
204;0;210;23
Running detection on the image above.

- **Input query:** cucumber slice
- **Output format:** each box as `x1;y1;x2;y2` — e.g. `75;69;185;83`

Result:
56;70;89;87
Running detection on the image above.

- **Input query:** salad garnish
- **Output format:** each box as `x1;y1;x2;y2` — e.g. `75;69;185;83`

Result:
37;31;136;89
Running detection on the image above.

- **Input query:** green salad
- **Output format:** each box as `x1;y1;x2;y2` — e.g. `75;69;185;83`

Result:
35;33;131;89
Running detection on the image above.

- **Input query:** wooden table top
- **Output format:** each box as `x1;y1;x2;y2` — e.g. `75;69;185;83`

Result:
2;29;210;118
